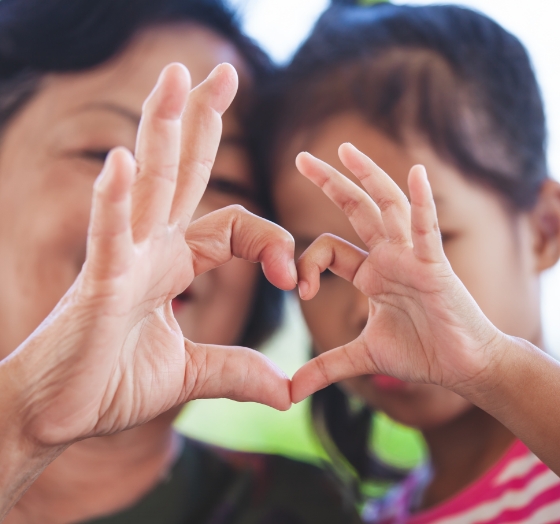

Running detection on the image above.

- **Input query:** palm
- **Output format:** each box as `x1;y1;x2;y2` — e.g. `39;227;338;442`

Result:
292;144;498;402
355;248;454;384
78;229;194;436
21;64;295;446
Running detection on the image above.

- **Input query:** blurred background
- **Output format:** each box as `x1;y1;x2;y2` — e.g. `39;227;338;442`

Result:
176;0;560;474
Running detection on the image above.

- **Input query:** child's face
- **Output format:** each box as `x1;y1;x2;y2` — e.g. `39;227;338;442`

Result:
274;112;543;429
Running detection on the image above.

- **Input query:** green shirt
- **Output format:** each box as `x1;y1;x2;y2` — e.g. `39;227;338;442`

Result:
83;438;361;524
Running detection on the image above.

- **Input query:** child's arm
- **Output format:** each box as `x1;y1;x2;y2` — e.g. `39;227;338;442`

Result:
292;142;560;476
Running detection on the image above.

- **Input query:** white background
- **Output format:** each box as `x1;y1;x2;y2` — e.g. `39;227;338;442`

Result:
228;0;560;354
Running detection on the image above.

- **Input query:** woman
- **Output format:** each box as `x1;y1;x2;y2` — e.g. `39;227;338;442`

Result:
0;1;359;523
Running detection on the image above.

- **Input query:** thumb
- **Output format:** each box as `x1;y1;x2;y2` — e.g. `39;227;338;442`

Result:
183;340;292;411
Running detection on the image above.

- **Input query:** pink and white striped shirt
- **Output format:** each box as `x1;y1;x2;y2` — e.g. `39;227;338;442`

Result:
363;440;560;523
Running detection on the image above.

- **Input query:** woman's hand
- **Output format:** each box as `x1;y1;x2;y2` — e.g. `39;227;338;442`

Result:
5;63;296;452
291;143;504;403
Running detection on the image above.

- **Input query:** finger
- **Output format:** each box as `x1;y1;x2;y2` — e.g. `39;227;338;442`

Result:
338;143;411;242
408;165;446;263
131;63;191;241
86;147;135;280
297;233;367;300
291;335;376;403
170;63;239;231
295;152;387;249
184;340;291;411
186;205;297;291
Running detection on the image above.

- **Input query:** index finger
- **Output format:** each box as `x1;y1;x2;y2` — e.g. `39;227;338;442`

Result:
339;143;412;243
169;63;239;232
295;152;387;250
186;205;298;291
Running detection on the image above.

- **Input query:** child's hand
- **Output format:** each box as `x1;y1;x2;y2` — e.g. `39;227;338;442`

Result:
291;143;504;403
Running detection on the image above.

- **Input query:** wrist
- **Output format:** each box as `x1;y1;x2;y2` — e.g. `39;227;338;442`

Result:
452;332;538;412
0;355;66;519
449;327;510;402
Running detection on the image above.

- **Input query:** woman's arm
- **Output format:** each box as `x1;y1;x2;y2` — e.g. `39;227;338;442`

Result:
0;63;296;520
292;143;560;475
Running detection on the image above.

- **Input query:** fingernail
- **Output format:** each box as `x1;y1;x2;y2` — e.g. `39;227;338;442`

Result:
298;280;309;298
289;259;298;286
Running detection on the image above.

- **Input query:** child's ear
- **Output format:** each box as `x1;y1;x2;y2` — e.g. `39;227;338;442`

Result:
530;179;560;272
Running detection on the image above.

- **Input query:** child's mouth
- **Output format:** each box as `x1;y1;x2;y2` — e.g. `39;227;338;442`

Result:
369;374;409;391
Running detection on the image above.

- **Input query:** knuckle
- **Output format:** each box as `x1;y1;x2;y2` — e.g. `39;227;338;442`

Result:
411;221;439;237
187;156;214;179
138;160;176;183
315;357;332;386
341;197;361;217
275;234;294;253
376;196;396;213
228;204;248;215
316;232;336;246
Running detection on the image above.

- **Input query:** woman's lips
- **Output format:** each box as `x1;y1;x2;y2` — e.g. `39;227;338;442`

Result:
369;374;409;391
171;289;194;311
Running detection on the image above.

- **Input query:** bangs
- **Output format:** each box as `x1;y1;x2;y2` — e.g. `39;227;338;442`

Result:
273;47;543;209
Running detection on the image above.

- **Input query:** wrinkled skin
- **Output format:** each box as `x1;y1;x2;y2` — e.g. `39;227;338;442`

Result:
0;27;296;523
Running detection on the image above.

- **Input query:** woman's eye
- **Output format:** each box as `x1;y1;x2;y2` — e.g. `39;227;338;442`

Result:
207;177;254;200
440;231;457;244
80;150;110;163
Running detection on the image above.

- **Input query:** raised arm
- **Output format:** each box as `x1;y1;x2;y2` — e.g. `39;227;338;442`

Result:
0;63;296;519
292;142;560;475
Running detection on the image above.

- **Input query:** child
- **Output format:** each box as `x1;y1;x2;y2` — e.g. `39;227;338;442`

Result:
266;3;560;521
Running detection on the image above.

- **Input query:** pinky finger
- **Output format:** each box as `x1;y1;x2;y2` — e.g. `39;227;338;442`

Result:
87;147;135;280
408;165;445;263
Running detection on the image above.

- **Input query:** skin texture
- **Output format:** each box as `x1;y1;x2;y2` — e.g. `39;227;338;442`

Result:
0;23;260;365
2;27;560;523
274;113;560;508
0;26;295;524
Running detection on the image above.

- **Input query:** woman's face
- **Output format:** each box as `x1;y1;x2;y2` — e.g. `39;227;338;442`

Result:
0;24;261;359
274;113;543;430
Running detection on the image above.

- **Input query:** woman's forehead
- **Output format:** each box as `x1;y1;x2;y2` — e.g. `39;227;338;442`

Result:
41;23;249;120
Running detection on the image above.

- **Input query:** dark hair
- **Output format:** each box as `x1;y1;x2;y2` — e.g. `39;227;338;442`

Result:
261;2;549;484
266;3;548;211
312;384;407;488
0;0;282;348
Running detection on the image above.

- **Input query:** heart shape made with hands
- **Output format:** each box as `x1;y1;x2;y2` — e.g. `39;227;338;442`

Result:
18;62;495;451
